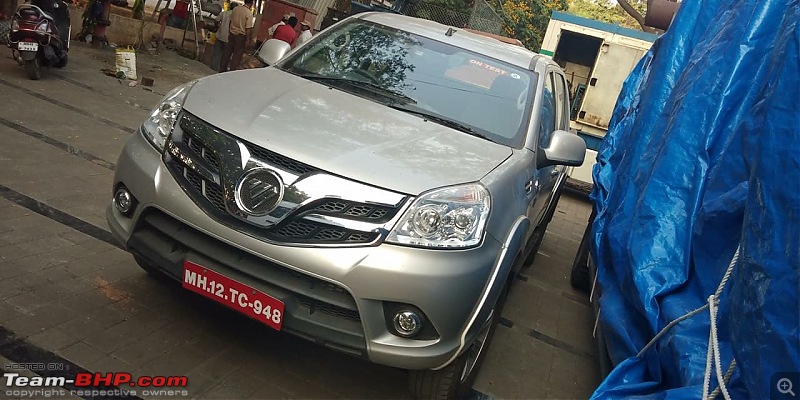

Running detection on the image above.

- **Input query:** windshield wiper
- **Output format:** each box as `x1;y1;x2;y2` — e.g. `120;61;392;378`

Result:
386;103;491;141
295;73;416;104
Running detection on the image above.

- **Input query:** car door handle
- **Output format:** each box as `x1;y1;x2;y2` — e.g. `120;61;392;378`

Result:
525;180;534;194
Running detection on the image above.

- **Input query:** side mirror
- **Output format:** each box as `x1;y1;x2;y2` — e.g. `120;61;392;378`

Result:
256;39;292;66
538;129;586;169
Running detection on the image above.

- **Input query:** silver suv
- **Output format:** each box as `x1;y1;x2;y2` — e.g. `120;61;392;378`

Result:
107;12;585;400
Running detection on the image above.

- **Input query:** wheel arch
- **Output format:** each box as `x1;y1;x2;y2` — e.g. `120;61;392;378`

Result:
432;215;530;371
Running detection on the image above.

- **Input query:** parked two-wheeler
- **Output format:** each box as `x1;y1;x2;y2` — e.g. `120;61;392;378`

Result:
8;0;70;80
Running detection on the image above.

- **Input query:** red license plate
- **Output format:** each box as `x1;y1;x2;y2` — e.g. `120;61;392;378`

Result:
182;260;284;331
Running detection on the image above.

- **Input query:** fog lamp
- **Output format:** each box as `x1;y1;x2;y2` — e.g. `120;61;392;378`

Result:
114;187;134;216
393;310;423;337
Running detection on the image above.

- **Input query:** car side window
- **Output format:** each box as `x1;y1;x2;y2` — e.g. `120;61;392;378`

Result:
538;72;557;148
553;73;568;130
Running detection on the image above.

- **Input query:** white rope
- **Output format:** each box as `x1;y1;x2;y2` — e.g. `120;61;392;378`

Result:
702;246;740;400
636;303;709;358
703;327;714;398
631;246;741;399
709;361;738;399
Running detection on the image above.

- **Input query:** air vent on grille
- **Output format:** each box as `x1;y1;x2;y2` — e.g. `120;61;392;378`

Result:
276;221;317;238
345;205;371;217
184;167;203;190
184;167;226;213
244;142;317;176
298;297;360;320
370;209;387;219
346;233;373;242
314;229;346;241
183;133;220;172
316;201;348;213
204;184;225;210
311;200;395;222
273;220;378;244
204;152;220;170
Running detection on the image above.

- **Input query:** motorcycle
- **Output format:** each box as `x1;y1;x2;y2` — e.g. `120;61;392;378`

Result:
8;0;70;80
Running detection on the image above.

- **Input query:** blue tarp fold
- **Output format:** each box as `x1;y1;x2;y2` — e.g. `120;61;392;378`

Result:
589;0;800;398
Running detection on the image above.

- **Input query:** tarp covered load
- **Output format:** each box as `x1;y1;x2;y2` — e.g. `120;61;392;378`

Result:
589;0;800;398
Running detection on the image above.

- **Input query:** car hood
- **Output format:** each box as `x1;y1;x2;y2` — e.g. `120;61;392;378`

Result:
182;68;512;195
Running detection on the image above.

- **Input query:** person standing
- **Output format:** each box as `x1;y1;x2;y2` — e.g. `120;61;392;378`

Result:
294;20;313;47
213;6;233;72
167;0;189;29
226;0;253;71
272;16;298;46
267;13;290;37
245;4;256;48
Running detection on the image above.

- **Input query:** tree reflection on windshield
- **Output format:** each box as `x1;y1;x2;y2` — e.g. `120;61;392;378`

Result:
279;19;537;148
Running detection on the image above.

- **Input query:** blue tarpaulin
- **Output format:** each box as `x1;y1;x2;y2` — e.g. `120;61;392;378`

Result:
589;0;800;398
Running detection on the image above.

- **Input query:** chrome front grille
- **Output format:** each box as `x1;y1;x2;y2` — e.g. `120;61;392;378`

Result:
180;132;227;214
163;112;408;247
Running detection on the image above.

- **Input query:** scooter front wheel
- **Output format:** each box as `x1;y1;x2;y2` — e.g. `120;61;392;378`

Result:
25;57;42;80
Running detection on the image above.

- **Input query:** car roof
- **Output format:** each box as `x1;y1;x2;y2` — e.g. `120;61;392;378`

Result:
356;12;546;71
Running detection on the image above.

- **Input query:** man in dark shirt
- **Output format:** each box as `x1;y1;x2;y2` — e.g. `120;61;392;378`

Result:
272;16;298;46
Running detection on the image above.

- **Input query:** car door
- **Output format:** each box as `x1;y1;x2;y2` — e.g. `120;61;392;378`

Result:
541;70;570;204
526;70;559;228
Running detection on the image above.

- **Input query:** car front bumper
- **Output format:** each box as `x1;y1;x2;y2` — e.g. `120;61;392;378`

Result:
107;131;511;370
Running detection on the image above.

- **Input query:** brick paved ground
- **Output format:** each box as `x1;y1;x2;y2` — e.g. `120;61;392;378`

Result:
0;43;598;399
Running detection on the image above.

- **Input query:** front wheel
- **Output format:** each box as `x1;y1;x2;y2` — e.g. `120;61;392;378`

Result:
25;57;42;80
570;208;596;293
409;283;509;400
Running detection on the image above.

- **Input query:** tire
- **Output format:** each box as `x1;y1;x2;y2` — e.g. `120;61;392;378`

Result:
25;57;42;80
523;227;545;266
409;281;510;400
524;186;563;266
569;244;590;293
54;53;68;68
570;209;596;293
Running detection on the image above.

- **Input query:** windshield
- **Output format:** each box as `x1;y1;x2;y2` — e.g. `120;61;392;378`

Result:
277;20;537;148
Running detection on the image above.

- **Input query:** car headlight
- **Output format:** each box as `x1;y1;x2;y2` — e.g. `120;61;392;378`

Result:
141;81;195;151
387;184;490;248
